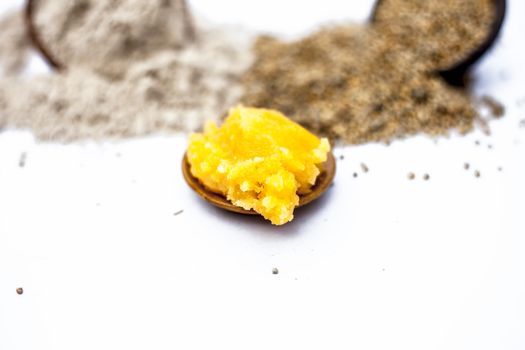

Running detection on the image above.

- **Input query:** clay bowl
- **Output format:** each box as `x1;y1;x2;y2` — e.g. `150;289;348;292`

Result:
181;151;336;215
370;0;506;86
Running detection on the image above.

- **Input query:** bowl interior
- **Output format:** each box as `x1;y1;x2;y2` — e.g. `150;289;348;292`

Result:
181;151;336;215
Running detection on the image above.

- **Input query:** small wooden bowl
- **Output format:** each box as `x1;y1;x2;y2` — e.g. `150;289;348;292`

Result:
370;0;507;86
438;0;506;86
24;0;196;70
182;152;336;215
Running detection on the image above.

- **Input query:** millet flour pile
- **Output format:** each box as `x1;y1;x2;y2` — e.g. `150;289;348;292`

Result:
0;11;30;76
0;0;253;141
31;0;195;77
242;0;499;144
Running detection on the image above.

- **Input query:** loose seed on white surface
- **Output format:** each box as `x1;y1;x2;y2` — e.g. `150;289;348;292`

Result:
18;152;26;167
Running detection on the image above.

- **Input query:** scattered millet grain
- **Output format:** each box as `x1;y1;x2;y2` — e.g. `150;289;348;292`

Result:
18;152;26;167
360;163;369;173
16;287;23;295
407;172;415;180
272;268;279;275
423;174;430;181
481;96;505;118
474;170;481;178
476;118;491;136
464;163;470;170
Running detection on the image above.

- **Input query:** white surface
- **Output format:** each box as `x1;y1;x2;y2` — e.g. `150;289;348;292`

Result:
1;1;525;349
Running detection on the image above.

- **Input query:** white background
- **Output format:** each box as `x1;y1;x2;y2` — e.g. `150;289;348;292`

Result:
1;1;525;349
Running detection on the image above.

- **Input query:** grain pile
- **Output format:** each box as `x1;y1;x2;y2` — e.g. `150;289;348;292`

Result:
31;0;194;78
0;11;30;76
0;0;502;144
242;0;498;144
0;0;253;141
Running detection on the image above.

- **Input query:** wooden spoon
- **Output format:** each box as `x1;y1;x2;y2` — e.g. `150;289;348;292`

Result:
370;0;506;86
181;151;336;215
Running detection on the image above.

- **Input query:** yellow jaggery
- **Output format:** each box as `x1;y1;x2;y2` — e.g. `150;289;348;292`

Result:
187;106;330;225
